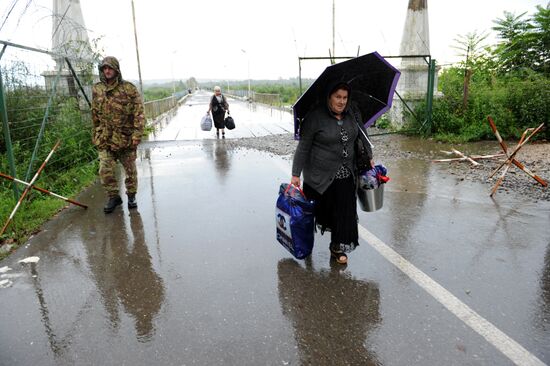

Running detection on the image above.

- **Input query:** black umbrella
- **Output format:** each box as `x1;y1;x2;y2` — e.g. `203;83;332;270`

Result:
293;51;400;138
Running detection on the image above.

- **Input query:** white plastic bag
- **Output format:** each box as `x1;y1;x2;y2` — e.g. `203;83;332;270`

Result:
201;114;212;131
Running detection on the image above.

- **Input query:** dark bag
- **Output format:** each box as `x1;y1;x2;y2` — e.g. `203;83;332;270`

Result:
224;112;235;130
354;121;373;174
276;183;315;259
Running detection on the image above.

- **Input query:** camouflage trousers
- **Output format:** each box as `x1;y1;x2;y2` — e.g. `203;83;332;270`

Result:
98;148;138;198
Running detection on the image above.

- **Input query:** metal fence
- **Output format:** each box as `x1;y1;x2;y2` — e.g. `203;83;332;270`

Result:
0;40;181;204
225;89;249;99
144;96;177;121
297;54;436;133
254;92;281;107
212;88;282;107
0;40;98;201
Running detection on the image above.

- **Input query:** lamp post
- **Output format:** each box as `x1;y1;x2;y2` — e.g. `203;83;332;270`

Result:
223;64;229;93
240;49;251;101
130;0;143;96
171;50;178;95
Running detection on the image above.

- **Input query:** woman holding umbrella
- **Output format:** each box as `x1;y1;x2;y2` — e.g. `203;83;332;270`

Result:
291;82;373;265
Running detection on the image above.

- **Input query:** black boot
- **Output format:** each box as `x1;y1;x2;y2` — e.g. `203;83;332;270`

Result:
104;195;122;213
127;194;138;209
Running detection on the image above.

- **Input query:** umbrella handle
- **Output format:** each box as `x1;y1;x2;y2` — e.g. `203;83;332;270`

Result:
351;110;374;149
356;120;374;148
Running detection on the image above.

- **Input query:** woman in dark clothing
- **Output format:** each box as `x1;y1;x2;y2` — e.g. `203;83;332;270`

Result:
206;86;229;138
291;82;373;264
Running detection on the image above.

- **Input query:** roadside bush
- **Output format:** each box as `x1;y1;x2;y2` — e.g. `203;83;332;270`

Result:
1;91;97;250
504;74;550;139
419;65;549;142
1;87;49;153
143;87;172;102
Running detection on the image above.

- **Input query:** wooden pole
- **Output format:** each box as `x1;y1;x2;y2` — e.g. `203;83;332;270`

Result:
0;172;87;208
432;153;504;163
489;123;544;178
488;116;508;153
489;122;547;195
0;141;61;236
131;0;144;97
451;149;479;166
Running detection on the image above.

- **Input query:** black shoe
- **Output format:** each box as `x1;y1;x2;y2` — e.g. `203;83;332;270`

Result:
104;195;122;213
128;194;138;209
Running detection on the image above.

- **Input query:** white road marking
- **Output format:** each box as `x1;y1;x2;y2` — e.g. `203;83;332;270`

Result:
358;226;545;366
274;159;545;366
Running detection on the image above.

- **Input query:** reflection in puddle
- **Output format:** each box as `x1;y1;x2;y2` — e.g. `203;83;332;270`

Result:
277;259;381;365
84;211;165;343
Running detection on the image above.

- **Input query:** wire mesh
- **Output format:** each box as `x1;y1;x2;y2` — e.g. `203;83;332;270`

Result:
0;42;97;199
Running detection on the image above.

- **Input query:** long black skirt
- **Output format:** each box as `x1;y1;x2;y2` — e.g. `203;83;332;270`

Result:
212;110;225;129
303;175;359;253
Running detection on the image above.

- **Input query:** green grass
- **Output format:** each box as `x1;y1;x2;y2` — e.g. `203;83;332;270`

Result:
0;161;98;261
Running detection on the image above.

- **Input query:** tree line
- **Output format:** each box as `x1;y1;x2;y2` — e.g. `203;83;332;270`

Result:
415;4;549;141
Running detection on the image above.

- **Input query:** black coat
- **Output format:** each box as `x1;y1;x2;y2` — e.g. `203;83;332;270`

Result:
209;94;228;128
292;105;360;194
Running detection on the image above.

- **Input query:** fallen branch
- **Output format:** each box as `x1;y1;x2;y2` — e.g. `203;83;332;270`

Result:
433;153;505;163
451;149;480;166
0;172;87;209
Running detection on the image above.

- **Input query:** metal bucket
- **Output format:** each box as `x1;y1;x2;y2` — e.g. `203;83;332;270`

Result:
357;184;384;212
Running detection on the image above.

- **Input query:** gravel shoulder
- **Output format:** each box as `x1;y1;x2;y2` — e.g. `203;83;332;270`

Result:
227;132;550;202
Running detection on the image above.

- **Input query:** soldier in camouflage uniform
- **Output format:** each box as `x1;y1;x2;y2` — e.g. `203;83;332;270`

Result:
92;56;144;213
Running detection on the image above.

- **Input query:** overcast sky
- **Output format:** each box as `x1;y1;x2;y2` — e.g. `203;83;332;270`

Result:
1;0;547;81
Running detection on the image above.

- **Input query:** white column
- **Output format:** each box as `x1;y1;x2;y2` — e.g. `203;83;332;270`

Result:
52;0;92;68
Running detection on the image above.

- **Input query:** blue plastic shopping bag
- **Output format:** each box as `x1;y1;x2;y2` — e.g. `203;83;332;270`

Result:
275;183;315;259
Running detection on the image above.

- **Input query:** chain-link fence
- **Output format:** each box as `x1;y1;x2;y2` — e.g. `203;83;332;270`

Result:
0;41;98;202
0;40;186;206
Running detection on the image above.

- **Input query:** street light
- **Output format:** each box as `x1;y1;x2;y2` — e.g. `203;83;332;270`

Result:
130;0;143;96
171;50;178;95
240;49;251;101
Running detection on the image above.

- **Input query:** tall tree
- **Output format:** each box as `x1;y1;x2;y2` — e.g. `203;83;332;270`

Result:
492;11;534;73
531;4;550;75
452;31;490;109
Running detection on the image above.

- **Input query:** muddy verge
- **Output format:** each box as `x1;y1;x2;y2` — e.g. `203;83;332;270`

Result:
227;132;550;202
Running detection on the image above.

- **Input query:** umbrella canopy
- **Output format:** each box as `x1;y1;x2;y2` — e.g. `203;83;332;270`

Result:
293;52;400;138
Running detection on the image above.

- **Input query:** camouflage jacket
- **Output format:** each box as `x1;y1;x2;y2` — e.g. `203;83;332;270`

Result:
92;59;144;151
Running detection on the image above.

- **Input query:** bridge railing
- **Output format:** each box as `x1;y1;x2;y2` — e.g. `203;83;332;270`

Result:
254;92;281;107
144;96;177;121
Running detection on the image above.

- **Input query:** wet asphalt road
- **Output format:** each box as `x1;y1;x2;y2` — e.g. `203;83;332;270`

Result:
0;93;549;366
